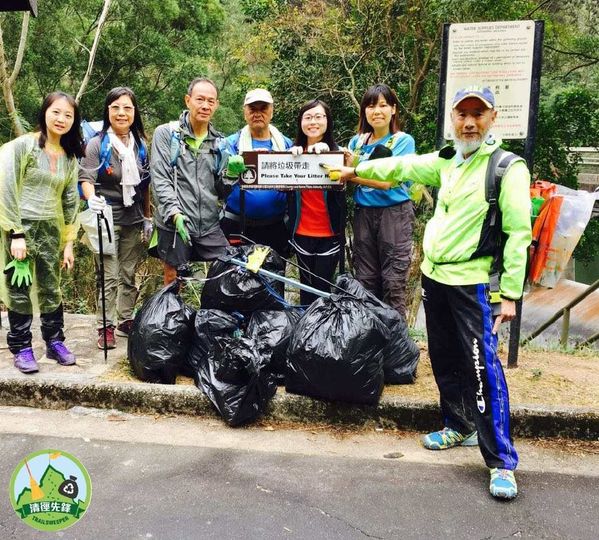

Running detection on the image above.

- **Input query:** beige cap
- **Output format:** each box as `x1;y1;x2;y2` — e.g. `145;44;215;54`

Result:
243;88;273;106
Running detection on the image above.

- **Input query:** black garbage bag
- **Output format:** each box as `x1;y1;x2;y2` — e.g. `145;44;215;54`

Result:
286;295;388;405
335;275;420;384
200;245;285;314
246;309;303;383
197;335;277;426
182;309;241;379
128;281;195;384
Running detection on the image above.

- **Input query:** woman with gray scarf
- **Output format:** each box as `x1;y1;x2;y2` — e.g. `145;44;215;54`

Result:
79;87;151;350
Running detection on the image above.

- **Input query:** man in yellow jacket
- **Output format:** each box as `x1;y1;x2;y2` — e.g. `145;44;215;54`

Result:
334;86;531;500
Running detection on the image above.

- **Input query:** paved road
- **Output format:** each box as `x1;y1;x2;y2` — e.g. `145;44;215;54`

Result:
0;407;597;539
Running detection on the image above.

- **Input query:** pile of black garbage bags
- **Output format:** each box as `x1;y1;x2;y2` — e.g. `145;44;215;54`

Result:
128;245;420;426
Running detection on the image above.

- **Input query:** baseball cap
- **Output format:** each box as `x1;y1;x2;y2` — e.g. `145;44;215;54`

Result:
452;86;495;109
244;88;274;106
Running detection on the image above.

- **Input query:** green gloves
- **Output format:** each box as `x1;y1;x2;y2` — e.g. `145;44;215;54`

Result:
4;258;33;288
174;214;191;245
227;155;247;177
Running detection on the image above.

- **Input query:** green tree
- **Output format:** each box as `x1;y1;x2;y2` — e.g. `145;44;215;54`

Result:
207;0;275;134
253;0;536;145
0;0;226;141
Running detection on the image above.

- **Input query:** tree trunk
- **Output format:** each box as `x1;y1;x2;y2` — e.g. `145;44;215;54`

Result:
75;0;112;104
0;13;30;137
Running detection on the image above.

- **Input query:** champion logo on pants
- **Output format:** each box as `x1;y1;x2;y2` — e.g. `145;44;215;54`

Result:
472;337;486;413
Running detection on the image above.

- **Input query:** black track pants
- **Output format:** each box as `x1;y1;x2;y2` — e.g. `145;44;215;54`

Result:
422;274;518;470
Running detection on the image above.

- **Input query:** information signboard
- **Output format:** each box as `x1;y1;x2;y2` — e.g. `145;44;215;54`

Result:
442;20;536;140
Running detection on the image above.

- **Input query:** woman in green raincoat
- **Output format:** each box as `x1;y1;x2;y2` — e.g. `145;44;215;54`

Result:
0;91;84;373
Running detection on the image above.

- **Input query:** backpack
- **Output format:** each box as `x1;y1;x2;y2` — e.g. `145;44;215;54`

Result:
475;148;524;302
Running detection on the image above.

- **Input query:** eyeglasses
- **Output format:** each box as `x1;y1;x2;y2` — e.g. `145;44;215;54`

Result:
109;105;135;114
302;114;327;122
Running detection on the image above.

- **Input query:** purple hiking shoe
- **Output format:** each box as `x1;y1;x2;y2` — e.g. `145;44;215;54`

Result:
46;340;76;366
14;347;39;374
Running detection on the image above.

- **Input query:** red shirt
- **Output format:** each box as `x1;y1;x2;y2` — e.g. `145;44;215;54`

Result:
296;190;334;237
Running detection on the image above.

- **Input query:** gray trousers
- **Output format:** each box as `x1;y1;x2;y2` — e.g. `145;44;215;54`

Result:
95;223;145;327
353;202;414;317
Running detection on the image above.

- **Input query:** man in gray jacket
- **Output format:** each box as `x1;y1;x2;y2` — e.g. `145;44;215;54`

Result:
151;77;230;284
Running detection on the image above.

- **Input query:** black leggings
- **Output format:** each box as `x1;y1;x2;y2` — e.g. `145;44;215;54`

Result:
293;235;340;306
7;304;65;353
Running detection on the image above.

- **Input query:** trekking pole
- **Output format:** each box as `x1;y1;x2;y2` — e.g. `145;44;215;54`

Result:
172;164;178;249
228;257;331;299
232;234;354;297
339;194;346;274
97;211;109;362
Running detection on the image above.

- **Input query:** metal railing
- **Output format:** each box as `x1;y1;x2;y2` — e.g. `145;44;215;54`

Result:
521;278;599;349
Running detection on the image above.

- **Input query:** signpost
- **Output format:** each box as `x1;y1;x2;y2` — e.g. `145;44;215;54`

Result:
437;20;545;367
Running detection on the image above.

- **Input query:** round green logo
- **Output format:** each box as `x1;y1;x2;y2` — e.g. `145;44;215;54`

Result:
9;449;92;532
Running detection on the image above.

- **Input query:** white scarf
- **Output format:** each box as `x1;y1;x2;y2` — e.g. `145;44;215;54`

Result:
238;124;287;153
108;128;141;207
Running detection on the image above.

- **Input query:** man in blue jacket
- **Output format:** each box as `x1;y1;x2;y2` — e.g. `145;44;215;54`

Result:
220;89;293;256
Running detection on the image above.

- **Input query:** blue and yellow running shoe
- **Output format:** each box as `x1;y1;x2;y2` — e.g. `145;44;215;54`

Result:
489;468;518;499
421;428;478;450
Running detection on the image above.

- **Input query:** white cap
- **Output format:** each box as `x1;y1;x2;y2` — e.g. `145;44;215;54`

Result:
243;88;273;106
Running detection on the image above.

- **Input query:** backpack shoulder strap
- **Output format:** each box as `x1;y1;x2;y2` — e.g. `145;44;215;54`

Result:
98;132;112;174
168;120;182;168
484;148;523;295
485;148;521;226
137;139;148;164
469;148;522;275
353;133;369;153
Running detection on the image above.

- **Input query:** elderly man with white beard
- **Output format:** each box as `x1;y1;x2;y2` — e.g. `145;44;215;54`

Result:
331;86;531;500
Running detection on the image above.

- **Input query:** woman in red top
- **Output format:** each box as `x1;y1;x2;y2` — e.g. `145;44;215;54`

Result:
288;99;345;305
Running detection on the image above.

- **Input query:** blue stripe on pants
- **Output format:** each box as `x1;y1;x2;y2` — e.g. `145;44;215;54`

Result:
477;284;518;470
